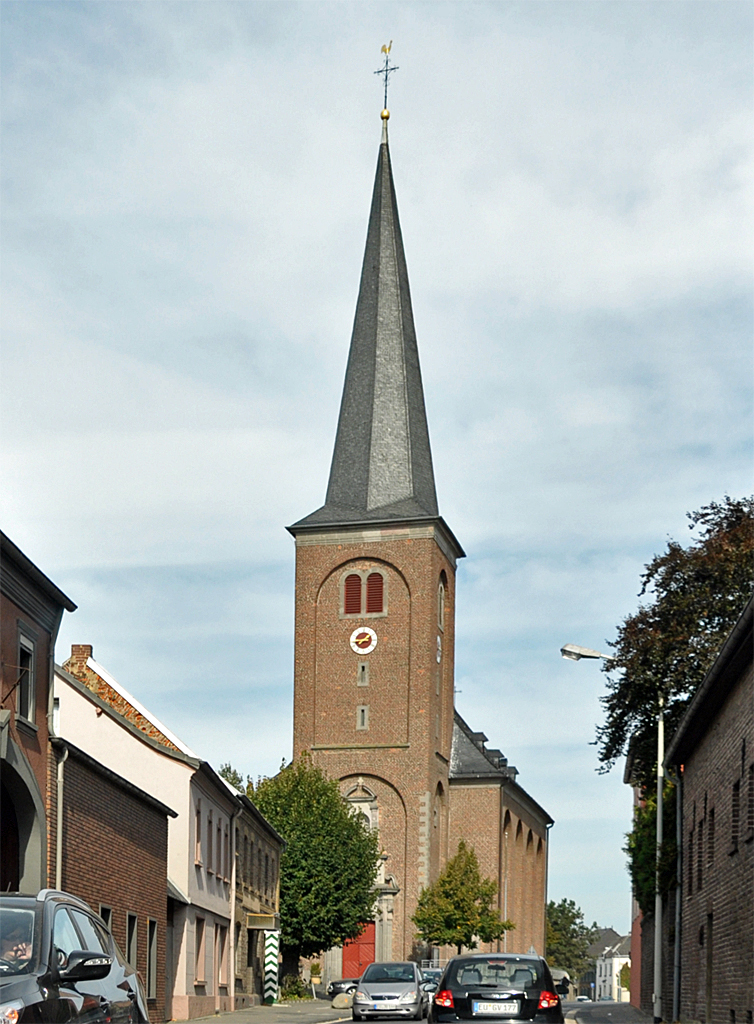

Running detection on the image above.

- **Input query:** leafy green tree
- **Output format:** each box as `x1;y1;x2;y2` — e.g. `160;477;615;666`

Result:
623;785;677;916
218;762;246;792
545;899;599;980
412;840;513;954
619;962;630;991
251;754;380;979
597;496;754;791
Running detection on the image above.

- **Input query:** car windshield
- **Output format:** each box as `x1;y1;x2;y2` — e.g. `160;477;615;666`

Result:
448;959;543;989
362;963;416;983
0;906;36;976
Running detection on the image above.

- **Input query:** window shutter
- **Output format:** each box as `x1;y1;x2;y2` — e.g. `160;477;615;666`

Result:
366;573;383;613
345;574;362;614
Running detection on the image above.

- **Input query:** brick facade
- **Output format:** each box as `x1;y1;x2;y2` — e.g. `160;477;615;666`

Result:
666;596;753;1024
292;525;457;959
55;740;173;1022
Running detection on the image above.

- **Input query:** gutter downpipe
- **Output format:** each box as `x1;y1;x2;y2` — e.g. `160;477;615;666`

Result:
544;821;553;957
229;803;240;1010
665;764;683;1023
55;745;69;890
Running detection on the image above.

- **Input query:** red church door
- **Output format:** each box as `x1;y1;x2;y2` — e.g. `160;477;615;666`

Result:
342;922;375;977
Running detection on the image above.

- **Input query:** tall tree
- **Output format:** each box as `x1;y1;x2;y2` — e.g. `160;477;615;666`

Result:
251;754;380;979
412;840;513;954
596;495;754;790
545;899;599;980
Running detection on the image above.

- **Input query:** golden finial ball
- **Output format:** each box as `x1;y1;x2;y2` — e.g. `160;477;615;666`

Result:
381;108;390;120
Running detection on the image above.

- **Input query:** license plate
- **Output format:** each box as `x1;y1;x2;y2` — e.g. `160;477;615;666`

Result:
375;1003;398;1010
473;1002;518;1015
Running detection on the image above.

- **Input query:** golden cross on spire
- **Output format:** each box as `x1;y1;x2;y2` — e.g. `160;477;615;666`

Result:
374;41;399;113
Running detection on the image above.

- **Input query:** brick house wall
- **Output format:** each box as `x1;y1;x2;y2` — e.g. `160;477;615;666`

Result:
666;597;753;1024
55;740;174;1023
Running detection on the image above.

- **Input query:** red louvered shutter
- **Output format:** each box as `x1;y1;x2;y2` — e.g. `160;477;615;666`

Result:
366;573;383;613
344;574;362;615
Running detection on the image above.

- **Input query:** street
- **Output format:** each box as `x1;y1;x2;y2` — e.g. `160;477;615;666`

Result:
191;999;651;1024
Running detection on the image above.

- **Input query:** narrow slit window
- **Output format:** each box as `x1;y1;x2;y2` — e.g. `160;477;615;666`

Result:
126;913;138;968
707;809;715;864
438;575;446;631
146;919;157;999
356;705;369;731
357;662;369;687
748;764;754;837
344;574;362;615
366;573;383;613
732;781;740;851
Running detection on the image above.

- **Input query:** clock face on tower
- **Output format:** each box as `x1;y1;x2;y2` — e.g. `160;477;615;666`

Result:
350;626;377;654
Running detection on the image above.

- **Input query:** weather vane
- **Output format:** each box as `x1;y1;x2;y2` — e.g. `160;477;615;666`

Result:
374;41;399;113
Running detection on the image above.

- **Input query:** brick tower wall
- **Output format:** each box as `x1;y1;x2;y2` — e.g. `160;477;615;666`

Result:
292;525;458;958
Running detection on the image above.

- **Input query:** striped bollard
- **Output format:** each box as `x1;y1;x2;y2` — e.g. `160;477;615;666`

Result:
263;929;280;1004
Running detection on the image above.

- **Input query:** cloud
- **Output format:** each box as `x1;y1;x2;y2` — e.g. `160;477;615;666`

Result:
2;0;752;931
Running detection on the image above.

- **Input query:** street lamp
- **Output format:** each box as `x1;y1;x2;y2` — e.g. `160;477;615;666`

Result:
561;642;666;1022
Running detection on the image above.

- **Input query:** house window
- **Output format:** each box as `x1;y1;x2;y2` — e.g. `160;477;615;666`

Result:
264;853;270;897
126;913;138;969
218;925;228;987
146;919;157;999
207;812;213;873
366;573;383;613
344;574;362;615
195;917;206;983
224;823;230;880
357;662;369;687
356;705;369;731
195;803;202;864
17;635;35;723
99;905;113;930
257;848;262;893
243;836;249;884
216;820;222;876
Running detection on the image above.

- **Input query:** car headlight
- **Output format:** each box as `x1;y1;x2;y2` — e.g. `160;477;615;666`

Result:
354;991;369;1002
1;1002;24;1024
399;991;418;1003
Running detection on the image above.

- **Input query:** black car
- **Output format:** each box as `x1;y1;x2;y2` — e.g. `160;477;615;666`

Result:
429;954;563;1024
0;889;149;1022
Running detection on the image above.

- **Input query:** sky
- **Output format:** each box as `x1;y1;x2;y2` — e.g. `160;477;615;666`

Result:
2;1;752;935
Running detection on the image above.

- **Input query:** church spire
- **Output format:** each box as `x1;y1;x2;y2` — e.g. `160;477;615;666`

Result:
291;116;445;532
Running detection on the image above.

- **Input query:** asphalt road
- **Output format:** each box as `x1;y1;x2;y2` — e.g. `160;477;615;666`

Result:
193;998;651;1024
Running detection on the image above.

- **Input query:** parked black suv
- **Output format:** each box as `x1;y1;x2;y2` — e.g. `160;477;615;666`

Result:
429;954;563;1024
0;889;149;1022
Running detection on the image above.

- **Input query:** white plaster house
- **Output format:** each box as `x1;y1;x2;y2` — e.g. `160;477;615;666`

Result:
54;647;254;1018
595;934;631;1002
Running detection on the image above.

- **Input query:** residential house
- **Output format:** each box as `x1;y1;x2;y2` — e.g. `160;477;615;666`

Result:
665;594;753;1023
594;934;631;1002
57;645;282;1018
0;530;76;893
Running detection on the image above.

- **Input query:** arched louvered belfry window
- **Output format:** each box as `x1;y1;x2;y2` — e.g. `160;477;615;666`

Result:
366;572;384;614
344;574;362;615
438;571;447;631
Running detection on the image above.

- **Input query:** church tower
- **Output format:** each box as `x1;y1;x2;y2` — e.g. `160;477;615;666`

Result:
288;111;464;962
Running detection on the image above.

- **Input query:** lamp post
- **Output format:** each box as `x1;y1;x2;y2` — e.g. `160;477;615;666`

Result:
561;642;666;1021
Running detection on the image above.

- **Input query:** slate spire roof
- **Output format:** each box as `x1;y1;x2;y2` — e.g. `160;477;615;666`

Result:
290;119;445;534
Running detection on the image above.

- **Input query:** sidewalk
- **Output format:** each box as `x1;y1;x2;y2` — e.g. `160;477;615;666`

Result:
191;997;351;1024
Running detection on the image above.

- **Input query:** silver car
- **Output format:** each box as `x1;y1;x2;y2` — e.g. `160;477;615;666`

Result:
353;962;427;1020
